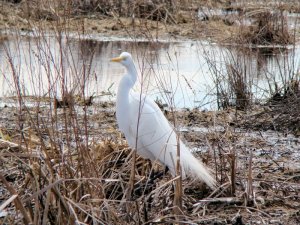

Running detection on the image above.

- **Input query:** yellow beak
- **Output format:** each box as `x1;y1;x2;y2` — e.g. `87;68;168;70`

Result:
111;56;124;62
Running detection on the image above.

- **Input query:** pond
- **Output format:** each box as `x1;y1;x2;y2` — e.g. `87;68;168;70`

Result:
0;32;299;109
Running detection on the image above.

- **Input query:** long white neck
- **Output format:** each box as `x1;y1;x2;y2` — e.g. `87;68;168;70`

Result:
116;62;138;132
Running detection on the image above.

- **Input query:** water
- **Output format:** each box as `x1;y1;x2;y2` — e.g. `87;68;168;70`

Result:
0;33;299;109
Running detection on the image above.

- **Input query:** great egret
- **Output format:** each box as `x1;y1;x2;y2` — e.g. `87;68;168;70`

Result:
111;52;216;189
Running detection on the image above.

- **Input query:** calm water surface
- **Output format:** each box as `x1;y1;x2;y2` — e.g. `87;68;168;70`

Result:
0;34;299;109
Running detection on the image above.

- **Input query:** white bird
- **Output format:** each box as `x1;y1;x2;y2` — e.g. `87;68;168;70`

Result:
111;52;216;189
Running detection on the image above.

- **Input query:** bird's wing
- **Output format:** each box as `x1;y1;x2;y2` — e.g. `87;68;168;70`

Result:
127;92;216;189
127;91;176;162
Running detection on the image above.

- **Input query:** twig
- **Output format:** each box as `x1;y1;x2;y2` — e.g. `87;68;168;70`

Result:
173;133;183;215
246;148;253;204
42;189;51;225
229;150;236;196
0;194;18;211
0;173;33;225
235;206;272;218
126;150;137;200
194;197;243;207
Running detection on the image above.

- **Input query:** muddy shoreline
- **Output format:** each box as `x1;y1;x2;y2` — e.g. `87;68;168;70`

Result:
0;99;299;224
1;1;300;43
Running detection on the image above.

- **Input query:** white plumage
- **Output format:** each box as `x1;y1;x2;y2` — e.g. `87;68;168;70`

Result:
111;52;216;189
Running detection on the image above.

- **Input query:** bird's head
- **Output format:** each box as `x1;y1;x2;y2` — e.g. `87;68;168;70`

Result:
111;52;133;68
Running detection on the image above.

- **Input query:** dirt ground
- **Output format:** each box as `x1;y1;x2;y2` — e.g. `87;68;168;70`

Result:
0;1;230;41
0;1;299;43
0;96;299;224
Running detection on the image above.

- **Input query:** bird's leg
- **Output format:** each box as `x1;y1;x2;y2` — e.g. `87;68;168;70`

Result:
134;166;169;196
143;166;169;215
149;166;169;181
164;166;169;175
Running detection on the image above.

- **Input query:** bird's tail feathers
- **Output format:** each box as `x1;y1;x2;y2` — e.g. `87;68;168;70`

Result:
180;143;216;189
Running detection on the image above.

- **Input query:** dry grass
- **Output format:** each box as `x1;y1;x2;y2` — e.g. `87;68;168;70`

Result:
242;79;300;135
0;102;211;224
1;101;300;224
0;1;300;224
236;8;293;45
203;46;254;111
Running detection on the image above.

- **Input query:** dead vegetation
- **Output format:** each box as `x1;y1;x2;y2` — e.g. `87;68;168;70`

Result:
241;79;300;135
0;0;300;224
0;0;299;42
3;0;181;23
237;9;293;45
0;99;299;224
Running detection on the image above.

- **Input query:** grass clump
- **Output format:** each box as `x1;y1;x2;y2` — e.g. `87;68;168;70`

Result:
238;9;293;45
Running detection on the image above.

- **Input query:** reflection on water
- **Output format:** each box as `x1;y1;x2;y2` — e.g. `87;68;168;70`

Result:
0;34;299;109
